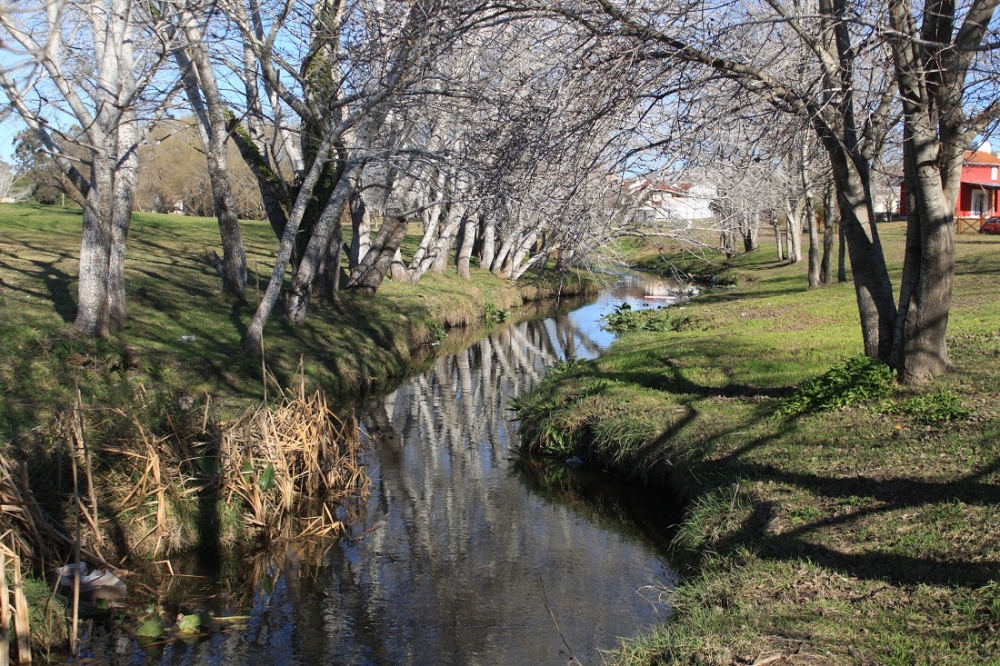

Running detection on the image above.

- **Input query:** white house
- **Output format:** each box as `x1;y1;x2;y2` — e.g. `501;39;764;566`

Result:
623;178;717;225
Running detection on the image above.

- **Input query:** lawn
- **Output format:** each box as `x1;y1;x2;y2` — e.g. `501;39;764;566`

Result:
515;223;1000;665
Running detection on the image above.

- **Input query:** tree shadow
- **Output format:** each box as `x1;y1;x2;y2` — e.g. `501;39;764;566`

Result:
566;346;1000;591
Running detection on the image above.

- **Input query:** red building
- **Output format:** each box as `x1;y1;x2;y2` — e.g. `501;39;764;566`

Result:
899;148;1000;220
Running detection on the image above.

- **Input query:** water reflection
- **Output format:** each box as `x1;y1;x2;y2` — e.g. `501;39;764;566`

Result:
92;273;689;665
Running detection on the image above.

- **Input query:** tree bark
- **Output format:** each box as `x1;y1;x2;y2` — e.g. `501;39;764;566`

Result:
772;219;784;261
349;192;370;269
821;179;837;283
244;133;335;356
456;212;477;279
75;153;114;337
348;217;409;294
286;162;362;325
174;16;248;300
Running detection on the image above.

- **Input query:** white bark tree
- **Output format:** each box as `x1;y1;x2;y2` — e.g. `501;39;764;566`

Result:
546;0;1000;382
0;0;179;336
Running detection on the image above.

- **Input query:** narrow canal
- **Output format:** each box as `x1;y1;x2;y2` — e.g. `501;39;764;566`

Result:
93;272;692;665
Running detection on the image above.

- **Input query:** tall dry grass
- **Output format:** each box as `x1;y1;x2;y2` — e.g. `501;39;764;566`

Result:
0;369;370;656
220;376;370;541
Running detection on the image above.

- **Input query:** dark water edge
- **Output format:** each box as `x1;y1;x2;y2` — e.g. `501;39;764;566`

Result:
80;272;692;666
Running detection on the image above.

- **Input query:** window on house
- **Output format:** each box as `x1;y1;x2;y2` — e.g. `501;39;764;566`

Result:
992;167;998;181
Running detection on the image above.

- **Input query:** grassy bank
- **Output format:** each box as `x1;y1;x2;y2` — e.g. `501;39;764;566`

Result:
0;203;591;435
0;202;593;656
515;225;1000;664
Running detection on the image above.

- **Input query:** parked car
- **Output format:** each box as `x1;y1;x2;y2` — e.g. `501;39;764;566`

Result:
980;217;1000;234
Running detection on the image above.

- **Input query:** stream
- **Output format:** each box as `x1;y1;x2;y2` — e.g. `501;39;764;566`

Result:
87;272;693;666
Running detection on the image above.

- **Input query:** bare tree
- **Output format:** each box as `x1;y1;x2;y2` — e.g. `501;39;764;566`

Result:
0;0;178;336
0;162;31;202
545;0;1000;382
170;5;248;301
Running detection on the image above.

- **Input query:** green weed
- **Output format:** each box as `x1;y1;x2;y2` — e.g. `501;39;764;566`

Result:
601;302;680;333
484;302;510;323
776;356;896;417
896;389;971;424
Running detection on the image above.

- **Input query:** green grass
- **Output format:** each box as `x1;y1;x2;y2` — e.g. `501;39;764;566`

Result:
516;224;1000;664
0;202;593;569
0;203;590;437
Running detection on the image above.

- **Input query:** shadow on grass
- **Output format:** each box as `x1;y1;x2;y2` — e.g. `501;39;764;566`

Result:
553;351;1000;591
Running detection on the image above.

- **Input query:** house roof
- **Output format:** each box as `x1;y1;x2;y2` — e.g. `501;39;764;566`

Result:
964;149;1000;166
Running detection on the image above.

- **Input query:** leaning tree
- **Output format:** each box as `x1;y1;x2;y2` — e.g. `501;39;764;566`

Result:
547;0;1000;383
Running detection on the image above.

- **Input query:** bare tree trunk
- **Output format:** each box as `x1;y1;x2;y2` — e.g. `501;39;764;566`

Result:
821;178;836;283
788;208;803;263
348;217;409;294
837;214;847;282
772;219;784;261
244;134;335;356
109;117;138;330
892;123;956;382
802;166;820;288
76;155;114;337
431;203;466;274
174;16;248;300
287;162;362;325
390;248;410;282
349;192;371;269
456;212;477;279
822;141;897;360
479;217;496;270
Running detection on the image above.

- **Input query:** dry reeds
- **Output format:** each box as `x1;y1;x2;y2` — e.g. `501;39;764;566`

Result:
1;537;32;664
220;374;370;540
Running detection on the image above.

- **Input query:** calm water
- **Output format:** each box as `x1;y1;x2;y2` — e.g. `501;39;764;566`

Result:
88;272;692;666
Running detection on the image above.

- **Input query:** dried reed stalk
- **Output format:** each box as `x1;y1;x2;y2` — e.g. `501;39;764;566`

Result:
69;439;80;658
73;385;101;549
10;545;30;664
1;544;9;666
219;374;370;540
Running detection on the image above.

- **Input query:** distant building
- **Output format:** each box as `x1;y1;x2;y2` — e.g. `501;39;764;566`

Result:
622;179;716;225
898;142;1000;219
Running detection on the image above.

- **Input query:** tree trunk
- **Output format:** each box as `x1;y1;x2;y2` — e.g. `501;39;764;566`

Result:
109;117;138;331
390;248;410;282
787;209;803;263
821;179;836;283
175;17;248;301
892;124;956;382
286;162;361;326
75;155;114;337
479;217;496;270
244;134;334;356
349;192;371;269
348;217;409;294
456;212;477;279
837;214;847;282
772;219;784;261
823;142;897;360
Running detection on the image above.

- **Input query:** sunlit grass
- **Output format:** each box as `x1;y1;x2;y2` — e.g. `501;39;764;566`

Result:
516;224;1000;664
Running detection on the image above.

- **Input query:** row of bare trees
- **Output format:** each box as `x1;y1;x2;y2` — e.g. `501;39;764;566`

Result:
2;0;998;382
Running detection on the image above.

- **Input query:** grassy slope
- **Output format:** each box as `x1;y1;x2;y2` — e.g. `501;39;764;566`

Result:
517;225;1000;665
0;203;585;438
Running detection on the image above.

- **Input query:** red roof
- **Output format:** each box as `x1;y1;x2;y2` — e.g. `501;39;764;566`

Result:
964;149;1000;166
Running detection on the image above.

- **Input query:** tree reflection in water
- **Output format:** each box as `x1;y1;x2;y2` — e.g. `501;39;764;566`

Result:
96;276;689;666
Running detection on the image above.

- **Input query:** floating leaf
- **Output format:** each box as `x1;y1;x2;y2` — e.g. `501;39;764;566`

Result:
176;613;205;634
137;617;165;638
